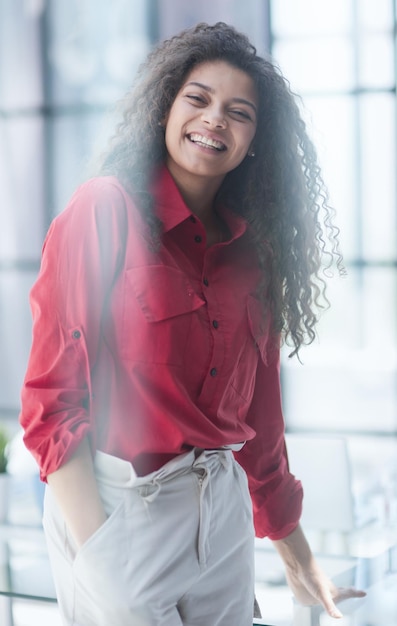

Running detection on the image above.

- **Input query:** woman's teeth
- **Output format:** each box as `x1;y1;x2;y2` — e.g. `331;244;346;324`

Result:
188;133;226;151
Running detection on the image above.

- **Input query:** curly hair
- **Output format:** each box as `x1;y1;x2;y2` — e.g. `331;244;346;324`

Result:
98;21;344;356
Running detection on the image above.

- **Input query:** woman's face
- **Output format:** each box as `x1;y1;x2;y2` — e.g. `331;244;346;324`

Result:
163;60;258;190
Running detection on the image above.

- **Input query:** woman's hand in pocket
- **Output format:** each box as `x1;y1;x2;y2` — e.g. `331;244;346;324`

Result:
47;437;108;548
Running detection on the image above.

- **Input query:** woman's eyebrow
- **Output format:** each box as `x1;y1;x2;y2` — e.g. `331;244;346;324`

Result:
185;81;257;114
232;97;257;114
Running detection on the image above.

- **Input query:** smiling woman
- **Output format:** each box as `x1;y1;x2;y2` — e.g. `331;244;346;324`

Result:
163;61;258;230
19;22;364;626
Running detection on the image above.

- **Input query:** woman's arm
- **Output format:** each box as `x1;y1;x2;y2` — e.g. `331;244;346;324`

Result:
47;437;107;548
235;350;304;539
272;524;366;619
20;179;128;482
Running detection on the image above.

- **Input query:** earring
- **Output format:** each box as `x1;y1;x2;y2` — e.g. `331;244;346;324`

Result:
248;149;255;157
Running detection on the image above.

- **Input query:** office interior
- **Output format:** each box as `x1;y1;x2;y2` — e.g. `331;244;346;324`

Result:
0;1;396;625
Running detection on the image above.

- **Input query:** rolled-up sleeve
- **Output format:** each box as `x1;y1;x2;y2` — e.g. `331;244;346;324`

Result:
235;343;303;540
19;179;127;481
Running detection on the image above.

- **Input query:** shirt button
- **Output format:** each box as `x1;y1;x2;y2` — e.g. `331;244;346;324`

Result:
212;320;219;329
189;215;197;223
203;277;209;286
194;235;202;243
210;368;217;377
72;330;81;339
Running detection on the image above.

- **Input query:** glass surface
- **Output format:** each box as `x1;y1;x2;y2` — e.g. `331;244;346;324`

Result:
282;345;397;433
271;0;352;36
358;0;394;31
0;527;56;600
272;38;354;93
0;117;45;261
359;35;395;88
272;0;397;437
0;272;37;411
46;0;150;106
0;1;43;110
361;267;397;349
157;0;270;55
50;111;112;217
320;573;397;625
360;94;396;261
282;266;397;433
302;95;358;261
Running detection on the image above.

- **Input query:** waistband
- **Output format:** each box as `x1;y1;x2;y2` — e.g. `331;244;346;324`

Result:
94;443;245;489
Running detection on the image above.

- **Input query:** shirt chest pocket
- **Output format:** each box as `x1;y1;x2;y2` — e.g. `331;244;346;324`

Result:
120;265;206;366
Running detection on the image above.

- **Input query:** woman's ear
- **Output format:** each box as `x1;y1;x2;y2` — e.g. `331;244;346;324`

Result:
247;144;256;158
159;113;168;129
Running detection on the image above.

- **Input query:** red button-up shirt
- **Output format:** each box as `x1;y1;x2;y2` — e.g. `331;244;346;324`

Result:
20;166;302;539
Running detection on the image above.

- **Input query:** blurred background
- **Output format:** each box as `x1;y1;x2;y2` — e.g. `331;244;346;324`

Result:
0;0;396;624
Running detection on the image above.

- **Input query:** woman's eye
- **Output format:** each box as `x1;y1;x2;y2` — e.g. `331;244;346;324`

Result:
230;109;251;120
186;94;205;104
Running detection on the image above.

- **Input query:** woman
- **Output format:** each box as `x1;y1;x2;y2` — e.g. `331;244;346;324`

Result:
20;22;364;626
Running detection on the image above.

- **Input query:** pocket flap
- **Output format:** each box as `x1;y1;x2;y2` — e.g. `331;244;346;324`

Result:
127;265;205;322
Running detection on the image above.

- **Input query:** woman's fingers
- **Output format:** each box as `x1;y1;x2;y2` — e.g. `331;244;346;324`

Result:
314;584;343;618
334;586;367;601
320;585;367;619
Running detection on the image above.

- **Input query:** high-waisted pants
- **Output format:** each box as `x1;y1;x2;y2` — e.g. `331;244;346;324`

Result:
42;446;255;626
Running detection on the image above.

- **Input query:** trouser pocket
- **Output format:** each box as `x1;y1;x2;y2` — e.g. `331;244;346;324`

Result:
71;453;150;625
43;453;150;626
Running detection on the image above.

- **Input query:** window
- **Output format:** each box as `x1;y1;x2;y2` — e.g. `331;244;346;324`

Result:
271;0;397;434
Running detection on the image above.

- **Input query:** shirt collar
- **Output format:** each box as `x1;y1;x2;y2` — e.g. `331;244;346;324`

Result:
151;166;247;241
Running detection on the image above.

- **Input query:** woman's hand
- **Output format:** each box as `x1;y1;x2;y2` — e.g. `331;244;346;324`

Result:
273;524;366;619
284;556;366;618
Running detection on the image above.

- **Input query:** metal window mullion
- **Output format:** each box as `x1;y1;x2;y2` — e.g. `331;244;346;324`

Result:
39;4;54;235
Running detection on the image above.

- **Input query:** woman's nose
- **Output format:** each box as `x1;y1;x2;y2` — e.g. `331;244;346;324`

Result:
201;106;226;129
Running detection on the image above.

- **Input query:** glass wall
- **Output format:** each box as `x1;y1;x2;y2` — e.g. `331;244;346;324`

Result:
3;0;396;436
0;0;270;419
271;0;397;435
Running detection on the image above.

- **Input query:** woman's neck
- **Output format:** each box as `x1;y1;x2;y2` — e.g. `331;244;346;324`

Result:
165;163;224;224
165;163;228;245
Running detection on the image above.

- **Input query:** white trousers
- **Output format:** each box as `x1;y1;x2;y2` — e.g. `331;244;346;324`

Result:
42;447;255;626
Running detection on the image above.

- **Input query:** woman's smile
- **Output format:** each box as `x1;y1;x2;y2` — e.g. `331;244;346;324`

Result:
186;132;227;152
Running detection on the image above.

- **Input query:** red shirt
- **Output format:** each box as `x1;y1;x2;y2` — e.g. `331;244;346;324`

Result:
19;166;302;539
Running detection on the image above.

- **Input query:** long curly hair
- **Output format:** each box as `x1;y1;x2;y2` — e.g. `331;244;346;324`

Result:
98;22;344;356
